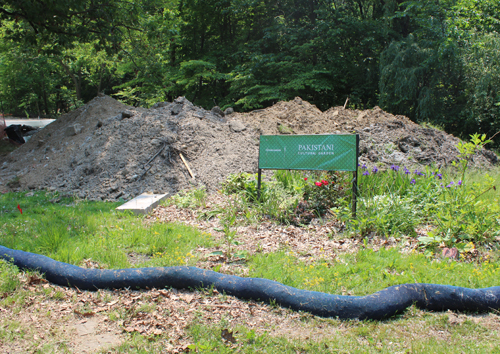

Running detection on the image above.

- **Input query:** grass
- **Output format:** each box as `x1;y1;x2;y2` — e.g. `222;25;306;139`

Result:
248;247;500;295
185;316;500;353
0;191;213;268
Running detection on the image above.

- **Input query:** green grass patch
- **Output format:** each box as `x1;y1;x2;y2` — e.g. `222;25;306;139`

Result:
0;191;213;268
0;259;21;294
248;247;500;295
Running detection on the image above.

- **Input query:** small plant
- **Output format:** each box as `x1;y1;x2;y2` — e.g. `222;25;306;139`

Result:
418;134;499;249
219;199;239;258
167;187;207;208
294;172;349;224
454;133;492;183
221;172;265;202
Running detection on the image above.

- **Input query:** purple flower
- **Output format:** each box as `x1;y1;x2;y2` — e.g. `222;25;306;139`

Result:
457;180;462;186
363;170;370;176
414;170;424;176
372;167;379;173
410;179;416;184
404;167;410;175
437;173;443;180
362;164;367;169
446;181;454;188
390;165;400;171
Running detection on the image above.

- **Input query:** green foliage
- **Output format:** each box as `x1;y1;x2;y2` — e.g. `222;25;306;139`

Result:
1;0;500;148
0;0;141;49
348;165;443;237
221;172;264;203
0;259;20;295
166;187;207;209
348;153;499;247
459;32;500;140
249;247;500;296
0;191;213;268
454;133;492;181
302;173;348;217
221;170;350;225
418;135;499;249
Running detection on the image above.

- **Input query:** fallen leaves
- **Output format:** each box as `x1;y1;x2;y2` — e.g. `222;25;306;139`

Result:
221;328;237;343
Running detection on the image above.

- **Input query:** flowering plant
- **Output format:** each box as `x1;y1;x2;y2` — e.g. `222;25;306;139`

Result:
293;172;348;223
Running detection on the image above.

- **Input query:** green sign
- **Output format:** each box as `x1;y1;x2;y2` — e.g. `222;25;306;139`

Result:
259;134;358;171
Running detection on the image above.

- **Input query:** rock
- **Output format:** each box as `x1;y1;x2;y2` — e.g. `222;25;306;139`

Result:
398;136;421;153
230;120;246;132
174;96;186;104
65;124;84;136
211;106;224;117
121;110;134;119
151;138;163;146
171;104;183;115
224;107;234;116
151;102;168;109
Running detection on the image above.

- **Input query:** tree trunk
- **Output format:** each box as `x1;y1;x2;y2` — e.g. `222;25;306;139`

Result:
58;60;82;101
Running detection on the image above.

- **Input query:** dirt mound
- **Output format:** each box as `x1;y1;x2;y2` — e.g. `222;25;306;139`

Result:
235;97;497;167
0;96;258;200
0;96;496;200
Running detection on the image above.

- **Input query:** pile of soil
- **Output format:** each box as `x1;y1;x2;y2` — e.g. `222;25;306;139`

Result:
0;96;259;200
0;96;497;200
237;97;498;167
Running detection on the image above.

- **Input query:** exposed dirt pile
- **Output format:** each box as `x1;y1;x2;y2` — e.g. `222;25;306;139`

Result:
0;96;496;200
235;97;498;167
0;95;258;200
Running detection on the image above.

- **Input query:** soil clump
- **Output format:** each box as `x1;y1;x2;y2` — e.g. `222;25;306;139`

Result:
0;96;496;200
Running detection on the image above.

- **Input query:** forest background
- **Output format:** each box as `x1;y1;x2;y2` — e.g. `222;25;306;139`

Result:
1;0;499;147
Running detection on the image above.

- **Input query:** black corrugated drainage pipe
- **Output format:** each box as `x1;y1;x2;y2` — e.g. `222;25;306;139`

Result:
1;245;499;320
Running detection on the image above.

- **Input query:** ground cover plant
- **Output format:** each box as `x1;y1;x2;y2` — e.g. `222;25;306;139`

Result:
0;137;499;352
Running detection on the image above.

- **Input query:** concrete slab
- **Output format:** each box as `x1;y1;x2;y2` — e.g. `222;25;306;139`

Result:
116;193;169;215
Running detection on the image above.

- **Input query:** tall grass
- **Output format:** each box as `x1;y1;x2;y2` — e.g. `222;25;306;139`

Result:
0;191;213;268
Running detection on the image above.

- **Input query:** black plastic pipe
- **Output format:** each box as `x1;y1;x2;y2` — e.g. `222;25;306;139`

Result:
1;245;499;320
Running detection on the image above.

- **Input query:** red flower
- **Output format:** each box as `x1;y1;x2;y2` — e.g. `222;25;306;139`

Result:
304;177;308;181
315;181;322;187
17;204;22;214
321;180;329;185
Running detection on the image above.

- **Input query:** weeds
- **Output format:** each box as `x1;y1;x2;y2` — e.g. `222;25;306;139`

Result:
342;135;499;250
166;186;207;208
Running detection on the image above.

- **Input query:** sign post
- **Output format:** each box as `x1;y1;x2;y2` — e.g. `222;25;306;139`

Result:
257;134;359;217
